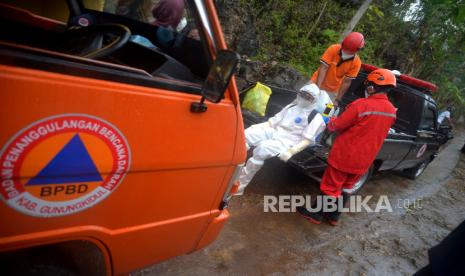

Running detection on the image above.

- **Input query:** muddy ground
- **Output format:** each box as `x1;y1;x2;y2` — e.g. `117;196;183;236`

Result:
137;132;465;275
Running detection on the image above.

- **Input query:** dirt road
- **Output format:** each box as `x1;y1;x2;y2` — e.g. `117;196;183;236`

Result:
137;133;465;275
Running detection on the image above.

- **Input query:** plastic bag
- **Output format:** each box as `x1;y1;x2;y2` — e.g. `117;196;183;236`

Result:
242;82;272;116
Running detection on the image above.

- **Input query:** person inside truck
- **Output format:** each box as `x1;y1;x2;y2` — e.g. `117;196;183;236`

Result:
236;84;327;195
297;68;397;226
152;0;185;29
310;32;365;107
438;106;454;128
151;0;188;48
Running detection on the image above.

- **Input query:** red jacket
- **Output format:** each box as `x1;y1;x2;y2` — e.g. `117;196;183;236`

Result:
327;94;396;174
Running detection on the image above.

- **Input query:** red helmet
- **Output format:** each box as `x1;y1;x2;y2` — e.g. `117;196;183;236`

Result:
367;69;396;87
341;32;365;54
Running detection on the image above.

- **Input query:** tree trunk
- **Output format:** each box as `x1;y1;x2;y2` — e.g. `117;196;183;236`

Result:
340;0;374;41
306;0;329;39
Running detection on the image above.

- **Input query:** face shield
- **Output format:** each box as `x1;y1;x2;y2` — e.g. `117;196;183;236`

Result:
297;90;315;101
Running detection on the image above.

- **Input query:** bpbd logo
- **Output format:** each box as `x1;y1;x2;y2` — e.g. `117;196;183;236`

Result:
0;114;131;217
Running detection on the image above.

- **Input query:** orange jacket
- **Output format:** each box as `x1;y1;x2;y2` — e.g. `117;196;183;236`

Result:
311;44;361;93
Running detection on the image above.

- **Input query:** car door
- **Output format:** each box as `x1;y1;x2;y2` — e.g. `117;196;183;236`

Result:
396;101;439;169
377;132;416;170
376;87;419;170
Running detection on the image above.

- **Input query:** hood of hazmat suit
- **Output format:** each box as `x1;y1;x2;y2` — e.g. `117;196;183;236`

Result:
300;84;333;114
297;84;320;109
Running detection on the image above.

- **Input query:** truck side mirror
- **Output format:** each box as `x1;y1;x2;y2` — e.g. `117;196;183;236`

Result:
191;50;240;113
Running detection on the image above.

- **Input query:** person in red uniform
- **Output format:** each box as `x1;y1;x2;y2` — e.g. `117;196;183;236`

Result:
297;68;397;226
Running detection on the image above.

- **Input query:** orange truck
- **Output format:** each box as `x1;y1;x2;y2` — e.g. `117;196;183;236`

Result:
0;0;246;274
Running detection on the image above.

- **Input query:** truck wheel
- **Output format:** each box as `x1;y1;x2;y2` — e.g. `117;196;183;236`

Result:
343;166;373;194
403;160;429;180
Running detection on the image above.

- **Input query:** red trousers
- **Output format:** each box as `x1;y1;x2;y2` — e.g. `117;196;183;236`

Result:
320;165;362;197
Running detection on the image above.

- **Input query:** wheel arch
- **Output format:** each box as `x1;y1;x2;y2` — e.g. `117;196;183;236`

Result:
0;238;111;275
373;159;383;172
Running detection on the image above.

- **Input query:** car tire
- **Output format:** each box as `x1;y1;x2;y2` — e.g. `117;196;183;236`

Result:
343;166;373;194
403;160;429;180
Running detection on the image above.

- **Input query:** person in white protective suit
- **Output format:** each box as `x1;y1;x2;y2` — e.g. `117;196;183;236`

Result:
236;84;328;195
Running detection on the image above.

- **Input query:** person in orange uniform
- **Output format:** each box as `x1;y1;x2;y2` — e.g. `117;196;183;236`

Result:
298;68;397;226
310;32;365;107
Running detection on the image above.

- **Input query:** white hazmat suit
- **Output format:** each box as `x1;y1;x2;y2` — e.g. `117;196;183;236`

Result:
237;84;327;195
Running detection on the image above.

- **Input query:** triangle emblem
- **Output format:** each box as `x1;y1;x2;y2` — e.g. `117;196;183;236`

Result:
27;134;103;185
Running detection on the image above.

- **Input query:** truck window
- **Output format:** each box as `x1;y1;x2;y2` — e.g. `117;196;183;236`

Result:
388;87;419;133
419;105;437;130
0;0;212;94
343;75;424;134
99;0;213;76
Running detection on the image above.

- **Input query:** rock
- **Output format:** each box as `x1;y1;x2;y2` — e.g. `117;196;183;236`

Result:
216;0;258;56
236;59;307;92
216;1;307;92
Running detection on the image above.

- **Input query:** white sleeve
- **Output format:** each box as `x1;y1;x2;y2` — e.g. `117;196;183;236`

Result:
302;113;326;142
445;111;451;118
268;104;293;127
315;90;333;113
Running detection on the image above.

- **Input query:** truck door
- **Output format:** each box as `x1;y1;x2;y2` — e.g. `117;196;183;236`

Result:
0;0;240;272
377;132;416;170
396;101;439;169
377;86;419;170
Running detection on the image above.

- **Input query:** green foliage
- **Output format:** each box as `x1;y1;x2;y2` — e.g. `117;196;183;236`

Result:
240;0;354;75
236;0;465;120
321;29;339;41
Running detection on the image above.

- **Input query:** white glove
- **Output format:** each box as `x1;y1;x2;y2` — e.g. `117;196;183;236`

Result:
279;139;312;162
279;150;293;162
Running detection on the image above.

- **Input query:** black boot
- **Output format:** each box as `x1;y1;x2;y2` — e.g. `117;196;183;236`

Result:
297;206;323;224
324;193;350;226
297;196;325;225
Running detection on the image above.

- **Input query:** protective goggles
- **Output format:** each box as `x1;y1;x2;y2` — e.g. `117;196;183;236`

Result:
297;91;314;101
